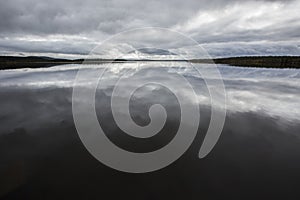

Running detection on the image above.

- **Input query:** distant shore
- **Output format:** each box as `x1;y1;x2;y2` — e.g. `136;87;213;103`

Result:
207;56;300;69
0;56;299;70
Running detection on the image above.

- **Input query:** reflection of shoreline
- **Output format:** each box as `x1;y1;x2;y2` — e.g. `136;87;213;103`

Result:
1;56;300;70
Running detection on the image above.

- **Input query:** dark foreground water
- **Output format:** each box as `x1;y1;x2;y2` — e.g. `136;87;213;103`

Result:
0;63;300;199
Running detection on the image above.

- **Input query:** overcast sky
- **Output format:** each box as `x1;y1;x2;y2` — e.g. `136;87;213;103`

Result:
0;0;299;58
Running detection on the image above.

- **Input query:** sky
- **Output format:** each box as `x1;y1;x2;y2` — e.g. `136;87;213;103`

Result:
0;0;299;58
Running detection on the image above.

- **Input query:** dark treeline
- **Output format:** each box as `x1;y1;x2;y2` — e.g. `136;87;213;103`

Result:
0;56;83;69
211;56;300;68
0;56;299;70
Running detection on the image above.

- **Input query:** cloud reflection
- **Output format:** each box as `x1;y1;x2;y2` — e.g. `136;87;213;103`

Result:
0;63;300;198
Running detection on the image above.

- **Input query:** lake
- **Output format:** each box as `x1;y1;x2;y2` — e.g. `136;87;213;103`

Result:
0;63;300;199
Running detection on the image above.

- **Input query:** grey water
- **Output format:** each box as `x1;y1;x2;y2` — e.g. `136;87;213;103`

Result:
0;63;300;199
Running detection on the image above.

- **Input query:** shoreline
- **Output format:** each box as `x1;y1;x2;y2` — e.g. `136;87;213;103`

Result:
0;56;299;70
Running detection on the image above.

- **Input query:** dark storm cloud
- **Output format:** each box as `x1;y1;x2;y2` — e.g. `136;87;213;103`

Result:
0;0;299;56
0;0;294;35
0;0;203;35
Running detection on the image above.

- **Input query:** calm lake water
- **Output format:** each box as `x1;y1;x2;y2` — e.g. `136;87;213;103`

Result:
0;63;300;199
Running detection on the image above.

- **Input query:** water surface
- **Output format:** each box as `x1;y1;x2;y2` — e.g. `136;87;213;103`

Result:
0;63;300;199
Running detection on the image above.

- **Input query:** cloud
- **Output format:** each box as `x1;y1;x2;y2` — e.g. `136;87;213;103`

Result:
0;0;299;57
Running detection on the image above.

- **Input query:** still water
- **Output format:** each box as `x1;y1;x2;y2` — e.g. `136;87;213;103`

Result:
0;63;300;199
